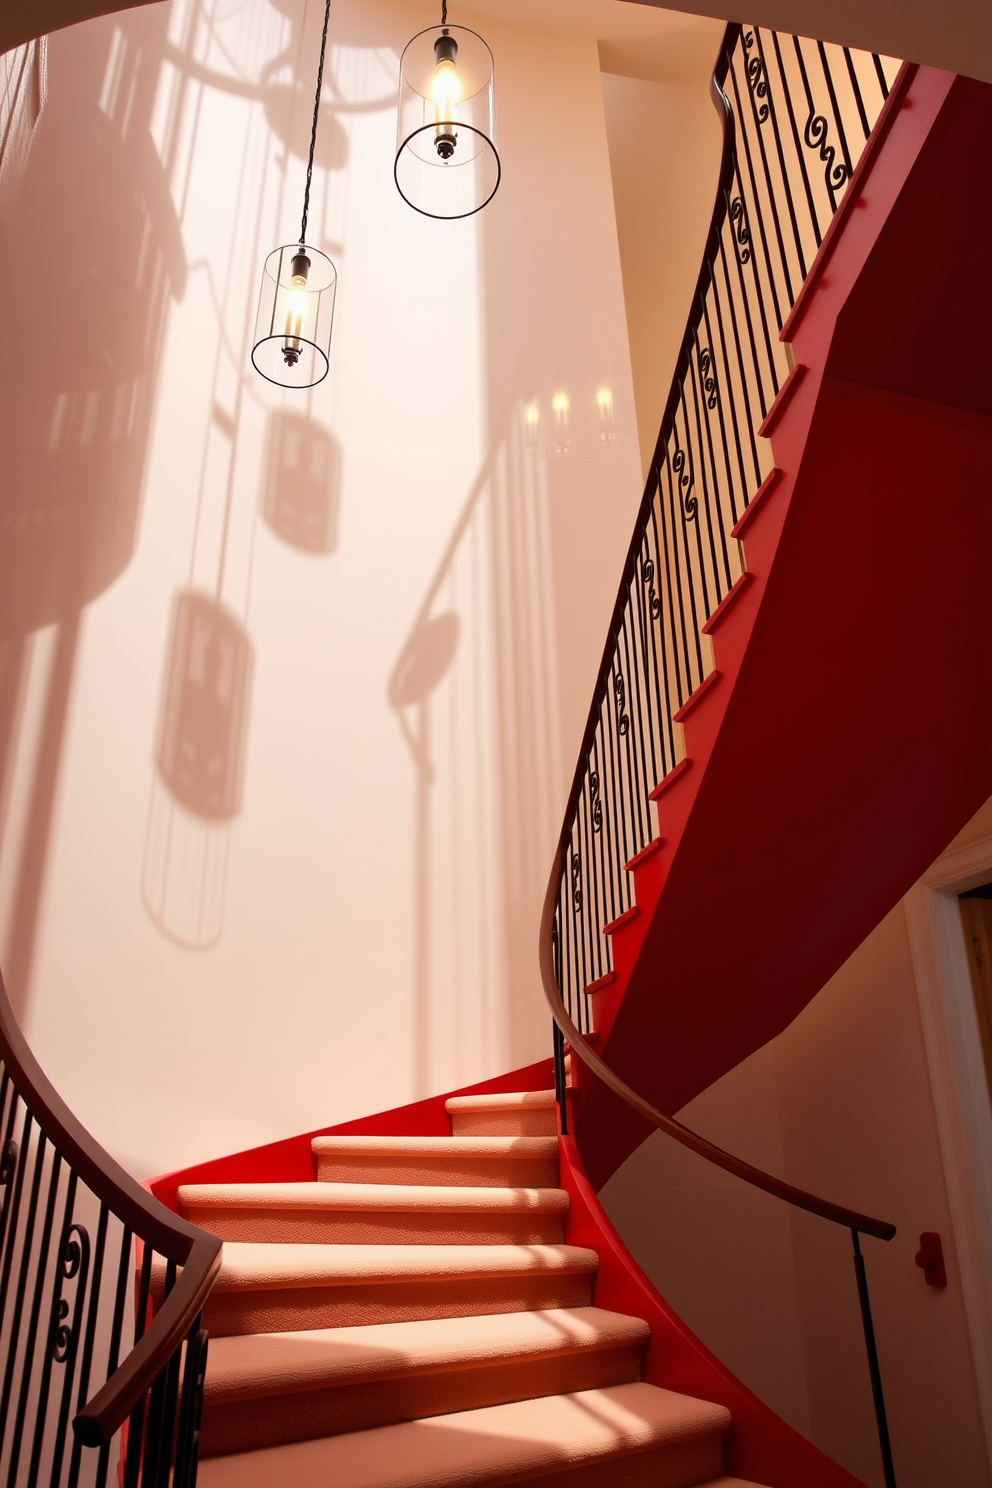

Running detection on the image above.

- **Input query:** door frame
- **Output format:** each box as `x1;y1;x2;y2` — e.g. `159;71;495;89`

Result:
905;832;992;1469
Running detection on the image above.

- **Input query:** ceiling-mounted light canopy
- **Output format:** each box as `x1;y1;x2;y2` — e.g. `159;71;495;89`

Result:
395;2;499;219
252;0;337;388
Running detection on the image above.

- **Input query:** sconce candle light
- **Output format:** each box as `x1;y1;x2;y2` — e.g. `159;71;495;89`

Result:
252;0;337;388
395;0;500;218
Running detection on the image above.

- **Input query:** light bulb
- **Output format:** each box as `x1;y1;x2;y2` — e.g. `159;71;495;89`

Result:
432;33;460;160
524;401;539;450
282;251;311;368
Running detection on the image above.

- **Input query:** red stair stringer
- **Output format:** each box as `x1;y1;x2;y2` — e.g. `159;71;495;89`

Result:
577;64;992;1189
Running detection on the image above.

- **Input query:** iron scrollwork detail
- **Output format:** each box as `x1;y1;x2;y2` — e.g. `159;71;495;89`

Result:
0;1138;17;1186
743;31;769;122
571;852;582;913
804;109;849;195
699;348;718;410
673;446;697;521
642;558;661;621
51;1222;91;1365
590;770;603;833
730;196;751;264
615;674;630;737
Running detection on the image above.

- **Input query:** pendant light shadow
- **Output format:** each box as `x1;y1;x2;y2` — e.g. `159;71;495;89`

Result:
141;591;254;951
262;409;341;554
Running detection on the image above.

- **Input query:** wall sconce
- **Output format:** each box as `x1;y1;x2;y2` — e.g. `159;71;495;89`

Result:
252;0;337;387
596;384;616;445
552;390;570;455
395;1;500;219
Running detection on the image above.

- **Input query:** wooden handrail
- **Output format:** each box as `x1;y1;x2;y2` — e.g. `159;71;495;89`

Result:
540;859;894;1240
0;968;222;1447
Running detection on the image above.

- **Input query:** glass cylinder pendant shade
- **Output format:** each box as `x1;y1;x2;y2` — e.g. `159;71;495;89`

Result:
395;25;499;218
251;244;337;388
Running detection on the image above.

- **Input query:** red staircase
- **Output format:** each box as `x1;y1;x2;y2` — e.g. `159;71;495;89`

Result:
573;66;992;1188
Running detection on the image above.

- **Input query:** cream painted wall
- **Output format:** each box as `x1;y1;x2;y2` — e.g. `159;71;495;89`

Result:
0;0;644;1177
601;800;992;1487
600;63;723;477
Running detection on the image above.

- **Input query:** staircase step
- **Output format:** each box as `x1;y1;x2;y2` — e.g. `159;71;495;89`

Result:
177;1181;568;1245
445;1089;557;1137
200;1306;649;1456
192;1241;598;1337
312;1135;559;1188
195;1381;730;1488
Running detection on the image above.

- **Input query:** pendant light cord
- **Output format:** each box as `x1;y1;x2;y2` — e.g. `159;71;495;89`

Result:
441;0;447;23
299;0;332;246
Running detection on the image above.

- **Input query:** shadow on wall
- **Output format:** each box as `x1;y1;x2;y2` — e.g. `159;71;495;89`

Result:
262;410;341;554
139;0;351;951
142;591;255;950
0;9;184;1023
388;414;566;1095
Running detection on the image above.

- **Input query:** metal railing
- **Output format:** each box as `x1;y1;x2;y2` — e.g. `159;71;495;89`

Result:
543;22;906;1488
0;969;221;1488
550;25;900;1034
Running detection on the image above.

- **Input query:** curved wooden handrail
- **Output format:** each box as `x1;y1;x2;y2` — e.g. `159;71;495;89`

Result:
539;23;895;1250
0;968;223;1447
540;865;894;1241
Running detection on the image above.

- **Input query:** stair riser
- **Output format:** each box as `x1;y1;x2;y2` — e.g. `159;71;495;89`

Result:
315;1155;559;1187
200;1343;643;1456
187;1211;566;1245
448;1111;558;1138
513;1436;724;1488
203;1273;594;1337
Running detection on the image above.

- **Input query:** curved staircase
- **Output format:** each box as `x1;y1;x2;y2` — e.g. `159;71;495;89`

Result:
2;16;992;1488
173;1088;757;1488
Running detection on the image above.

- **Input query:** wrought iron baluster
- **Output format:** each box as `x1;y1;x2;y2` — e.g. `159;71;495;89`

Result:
65;1202;109;1488
704;273;748;526
95;1224;133;1488
817;40;854;178
843;46;871;139
752;28;807;293
715;209;765;487
735;36;794;319
773;30;822;254
724;86;779;408
9;1148;64;1487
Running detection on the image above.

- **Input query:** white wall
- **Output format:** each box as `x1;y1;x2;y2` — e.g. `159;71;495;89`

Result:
0;0;646;1177
600;53;723;477
601;799;992;1488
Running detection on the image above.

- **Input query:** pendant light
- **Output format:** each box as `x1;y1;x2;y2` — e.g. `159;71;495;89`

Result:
252;0;337;388
394;0;500;219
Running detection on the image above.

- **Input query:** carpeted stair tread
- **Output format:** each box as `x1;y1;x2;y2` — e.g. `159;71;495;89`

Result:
195;1381;731;1488
191;1241;598;1335
197;1306;652;1451
208;1241;597;1290
313;1135;560;1188
179;1181;570;1245
204;1307;649;1403
445;1092;557;1112
446;1091;558;1137
312;1136;559;1157
179;1181;568;1213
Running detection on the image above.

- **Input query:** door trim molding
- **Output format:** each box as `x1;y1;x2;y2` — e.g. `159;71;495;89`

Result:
905;833;992;1469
